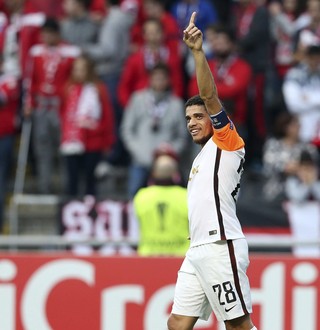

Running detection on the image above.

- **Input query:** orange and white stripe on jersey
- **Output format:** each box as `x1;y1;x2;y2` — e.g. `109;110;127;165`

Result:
211;109;245;151
212;123;244;151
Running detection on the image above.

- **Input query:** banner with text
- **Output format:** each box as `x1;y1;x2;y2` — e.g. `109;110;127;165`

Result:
0;254;319;330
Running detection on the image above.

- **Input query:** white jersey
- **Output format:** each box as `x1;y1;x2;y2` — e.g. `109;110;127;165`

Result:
187;123;245;247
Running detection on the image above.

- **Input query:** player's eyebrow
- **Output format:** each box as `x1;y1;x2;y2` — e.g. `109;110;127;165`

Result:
186;112;205;119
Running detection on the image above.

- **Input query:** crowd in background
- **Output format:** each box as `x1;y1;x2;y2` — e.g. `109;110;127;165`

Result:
0;0;320;243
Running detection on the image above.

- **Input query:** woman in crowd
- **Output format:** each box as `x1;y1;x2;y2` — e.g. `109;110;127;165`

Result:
60;54;115;197
262;111;318;201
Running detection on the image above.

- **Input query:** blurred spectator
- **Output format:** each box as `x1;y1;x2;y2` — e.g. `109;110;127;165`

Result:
267;0;300;122
26;0;64;17
0;0;45;78
282;44;320;144
61;0;99;46
169;0;218;35
211;0;232;22
88;0;138;22
0;0;5;12
202;22;218;60
118;18;184;108
60;55;115;197
284;149;320;256
294;0;320;61
83;0;137;167
121;63;187;198
231;0;271;166
0;54;19;232
294;0;312;31
83;0;136;107
24;17;81;193
262;111;318;201
130;0;180;55
187;24;252;138
269;0;300;79
89;0;107;22
184;23;219;76
133;152;189;256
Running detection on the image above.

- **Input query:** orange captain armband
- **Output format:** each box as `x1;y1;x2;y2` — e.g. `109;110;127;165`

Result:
210;110;245;151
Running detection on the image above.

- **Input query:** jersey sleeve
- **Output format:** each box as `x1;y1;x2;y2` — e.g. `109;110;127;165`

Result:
210;110;245;151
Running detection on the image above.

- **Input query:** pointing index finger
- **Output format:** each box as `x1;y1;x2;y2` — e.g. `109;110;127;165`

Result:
189;11;196;26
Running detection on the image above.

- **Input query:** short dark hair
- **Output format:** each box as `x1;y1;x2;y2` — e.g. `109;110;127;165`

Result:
144;0;164;6
273;111;297;138
306;44;320;56
107;0;120;5
143;18;164;31
205;23;236;43
216;25;236;43
185;95;206;108
42;17;60;33
76;0;92;9
149;62;170;75
299;150;316;165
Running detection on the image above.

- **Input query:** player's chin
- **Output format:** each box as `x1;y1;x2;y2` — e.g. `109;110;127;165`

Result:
193;134;211;145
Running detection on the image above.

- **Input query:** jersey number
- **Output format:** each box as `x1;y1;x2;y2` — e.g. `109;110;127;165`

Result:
212;281;237;305
231;158;244;202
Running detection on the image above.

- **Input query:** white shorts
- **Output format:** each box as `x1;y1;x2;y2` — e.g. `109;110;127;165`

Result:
171;239;252;321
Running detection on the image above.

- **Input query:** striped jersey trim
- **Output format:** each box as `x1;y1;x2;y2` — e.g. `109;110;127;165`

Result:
213;148;226;240
227;240;249;315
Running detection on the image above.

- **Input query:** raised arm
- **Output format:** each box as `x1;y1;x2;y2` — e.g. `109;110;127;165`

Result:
183;12;222;115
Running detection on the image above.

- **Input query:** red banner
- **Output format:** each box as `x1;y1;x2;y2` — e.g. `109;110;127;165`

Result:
0;254;319;330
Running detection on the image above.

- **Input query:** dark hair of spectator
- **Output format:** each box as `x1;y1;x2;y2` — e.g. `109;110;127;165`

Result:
143;17;164;32
149;62;170;75
296;0;307;16
299;150;315;165
306;45;320;56
76;0;92;10
144;0;164;6
272;111;298;139
42;17;60;33
207;23;237;43
107;0;120;6
185;95;206;108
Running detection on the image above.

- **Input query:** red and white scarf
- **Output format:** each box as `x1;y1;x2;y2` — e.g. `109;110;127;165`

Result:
238;4;257;38
60;83;101;155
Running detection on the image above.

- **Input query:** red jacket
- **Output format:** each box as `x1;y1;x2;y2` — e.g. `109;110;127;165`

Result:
24;42;81;109
118;46;184;108
60;82;115;152
0;11;45;77
0;74;19;137
89;0;139;21
188;56;252;125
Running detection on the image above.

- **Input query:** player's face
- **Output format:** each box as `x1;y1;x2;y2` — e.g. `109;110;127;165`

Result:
186;105;213;146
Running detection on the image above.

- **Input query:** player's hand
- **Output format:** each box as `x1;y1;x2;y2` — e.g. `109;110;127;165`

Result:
183;12;203;51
